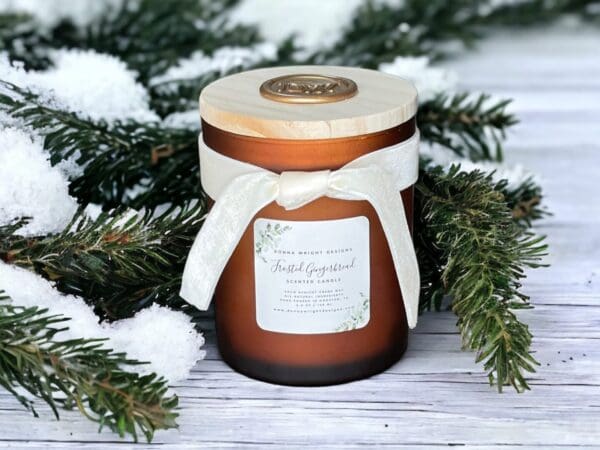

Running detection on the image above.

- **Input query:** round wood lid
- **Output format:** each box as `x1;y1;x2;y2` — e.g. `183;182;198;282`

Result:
199;65;417;140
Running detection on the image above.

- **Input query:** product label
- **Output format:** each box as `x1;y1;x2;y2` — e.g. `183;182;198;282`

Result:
253;216;370;334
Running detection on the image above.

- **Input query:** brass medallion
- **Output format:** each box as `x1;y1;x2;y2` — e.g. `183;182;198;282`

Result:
259;74;358;104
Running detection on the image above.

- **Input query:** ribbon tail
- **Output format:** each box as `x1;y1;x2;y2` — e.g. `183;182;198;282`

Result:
180;172;277;310
330;168;421;328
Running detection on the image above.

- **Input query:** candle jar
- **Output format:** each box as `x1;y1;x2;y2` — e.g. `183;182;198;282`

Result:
199;66;418;386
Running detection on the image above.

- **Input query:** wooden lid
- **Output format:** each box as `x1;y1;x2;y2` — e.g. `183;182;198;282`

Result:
199;65;417;140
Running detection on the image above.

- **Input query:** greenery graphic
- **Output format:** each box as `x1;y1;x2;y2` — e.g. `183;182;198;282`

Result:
255;222;292;263
336;293;370;332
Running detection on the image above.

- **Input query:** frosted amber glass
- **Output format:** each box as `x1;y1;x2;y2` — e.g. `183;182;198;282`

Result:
202;117;416;385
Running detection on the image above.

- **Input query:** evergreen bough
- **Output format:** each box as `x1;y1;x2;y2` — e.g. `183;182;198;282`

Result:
0;292;178;442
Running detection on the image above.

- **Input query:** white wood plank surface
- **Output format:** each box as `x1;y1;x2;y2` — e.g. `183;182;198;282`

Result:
1;23;599;449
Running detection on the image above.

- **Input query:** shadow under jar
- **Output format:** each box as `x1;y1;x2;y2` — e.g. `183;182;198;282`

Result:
199;66;418;386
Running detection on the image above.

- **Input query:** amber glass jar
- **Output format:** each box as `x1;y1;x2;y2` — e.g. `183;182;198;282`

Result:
199;66;418;385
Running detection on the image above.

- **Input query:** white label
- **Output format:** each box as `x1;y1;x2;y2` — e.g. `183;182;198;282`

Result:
254;216;370;334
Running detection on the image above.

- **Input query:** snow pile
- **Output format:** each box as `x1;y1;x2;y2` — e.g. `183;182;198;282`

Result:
0;262;205;382
379;56;457;102
150;43;278;88
421;143;539;190
0;0;126;29
0;50;157;123
0;127;78;236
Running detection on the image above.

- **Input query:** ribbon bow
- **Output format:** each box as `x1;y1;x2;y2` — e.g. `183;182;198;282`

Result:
180;131;421;328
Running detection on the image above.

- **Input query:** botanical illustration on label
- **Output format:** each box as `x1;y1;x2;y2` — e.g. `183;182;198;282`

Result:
253;216;370;334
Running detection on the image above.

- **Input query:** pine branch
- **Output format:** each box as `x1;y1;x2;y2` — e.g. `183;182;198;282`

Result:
0;292;178;442
415;166;547;391
78;0;260;84
0;0;260;82
0;12;55;70
149;70;221;118
149;37;298;117
419;93;518;162
417;89;548;227
417;91;546;225
1;203;205;321
417;92;547;225
476;0;600;26
310;0;599;67
0;80;202;208
497;176;547;227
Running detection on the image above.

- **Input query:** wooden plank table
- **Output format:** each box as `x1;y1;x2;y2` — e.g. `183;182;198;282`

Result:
1;24;599;449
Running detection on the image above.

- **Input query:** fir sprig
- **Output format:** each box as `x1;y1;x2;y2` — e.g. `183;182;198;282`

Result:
311;0;599;67
148;37;298;117
0;80;201;208
0;292;178;441
74;0;260;83
0;0;259;82
419;93;518;162
415;166;547;391
1;203;205;320
498;176;547;226
0;12;55;70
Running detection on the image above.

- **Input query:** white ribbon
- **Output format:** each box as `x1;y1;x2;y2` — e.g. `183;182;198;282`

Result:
180;131;421;328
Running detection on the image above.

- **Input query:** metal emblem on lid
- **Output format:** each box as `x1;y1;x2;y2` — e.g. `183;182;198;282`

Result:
259;74;358;104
